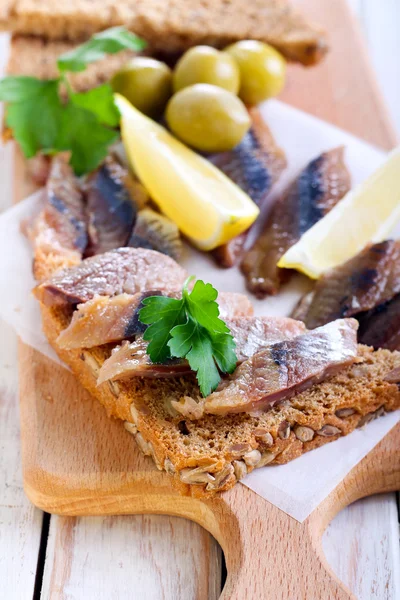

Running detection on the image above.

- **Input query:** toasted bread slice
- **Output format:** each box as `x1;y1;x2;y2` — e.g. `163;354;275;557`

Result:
40;300;400;497
1;0;328;66
7;35;137;91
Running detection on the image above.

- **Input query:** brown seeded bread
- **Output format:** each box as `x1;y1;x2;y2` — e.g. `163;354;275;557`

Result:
1;0;328;66
7;35;138;91
41;301;400;497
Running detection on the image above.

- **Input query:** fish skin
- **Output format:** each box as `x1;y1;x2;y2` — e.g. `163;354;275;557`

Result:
84;157;137;257
201;319;359;417
25;153;87;280
292;241;400;329
241;146;351;297
210;107;287;268
33;248;188;307
228;316;306;362
97;338;192;383
358;293;400;351
127;208;182;260
97;316;306;384
56;291;164;349
57;291;254;350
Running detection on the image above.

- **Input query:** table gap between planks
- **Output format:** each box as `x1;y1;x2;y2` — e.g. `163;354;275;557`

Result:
1;0;400;597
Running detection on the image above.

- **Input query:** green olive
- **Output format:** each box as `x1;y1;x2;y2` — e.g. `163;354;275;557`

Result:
173;46;240;94
111;57;172;118
224;40;286;105
166;84;250;153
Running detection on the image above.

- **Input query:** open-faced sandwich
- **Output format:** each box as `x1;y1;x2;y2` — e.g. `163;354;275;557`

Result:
1;3;400;498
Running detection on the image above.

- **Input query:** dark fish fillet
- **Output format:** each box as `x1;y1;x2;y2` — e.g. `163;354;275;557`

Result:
292;241;400;329
84;157;137;257
25;153;87;280
57;292;160;349
33;248;188;307
127;208;182;260
241;147;351;297
57;290;254;349
98;338;192;382
199;319;359;417
97;316;306;384
229;316;306;362
209;107;287;268
358;293;400;351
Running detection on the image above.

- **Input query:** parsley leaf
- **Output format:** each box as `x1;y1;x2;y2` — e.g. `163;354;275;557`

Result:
0;78;62;157
57;27;147;73
210;333;238;375
71;84;120;127
140;296;186;363
138;278;238;396
169;318;222;396
0;28;147;175
183;279;230;334
0;76;51;102
0;78;119;173
55;102;119;175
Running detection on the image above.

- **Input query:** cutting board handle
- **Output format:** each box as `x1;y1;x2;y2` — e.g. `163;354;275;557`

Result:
204;424;400;600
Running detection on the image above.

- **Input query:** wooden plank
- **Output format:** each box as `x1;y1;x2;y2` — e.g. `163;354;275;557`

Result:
283;0;396;149
323;494;400;600
41;515;222;600
0;318;43;598
0;33;43;599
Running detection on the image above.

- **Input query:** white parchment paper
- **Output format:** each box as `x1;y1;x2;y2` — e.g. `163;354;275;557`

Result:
0;100;398;522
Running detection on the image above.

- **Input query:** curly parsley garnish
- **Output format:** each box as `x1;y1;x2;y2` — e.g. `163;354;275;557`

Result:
138;277;237;396
0;27;146;175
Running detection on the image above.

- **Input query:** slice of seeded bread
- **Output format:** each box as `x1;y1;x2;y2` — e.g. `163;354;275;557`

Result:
1;0;328;65
7;35;139;91
41;301;400;497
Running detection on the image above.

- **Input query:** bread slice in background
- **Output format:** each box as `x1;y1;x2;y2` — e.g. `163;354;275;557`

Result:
1;0;328;65
7;35;137;90
41;301;400;497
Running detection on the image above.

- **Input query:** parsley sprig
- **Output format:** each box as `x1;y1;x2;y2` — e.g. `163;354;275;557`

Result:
138;277;238;396
0;27;146;175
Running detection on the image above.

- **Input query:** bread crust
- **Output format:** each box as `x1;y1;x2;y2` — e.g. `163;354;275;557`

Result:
41;301;400;497
7;35;137;91
2;0;328;66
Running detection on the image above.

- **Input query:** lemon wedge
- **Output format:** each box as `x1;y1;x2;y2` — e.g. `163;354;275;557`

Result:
278;147;400;279
115;94;259;251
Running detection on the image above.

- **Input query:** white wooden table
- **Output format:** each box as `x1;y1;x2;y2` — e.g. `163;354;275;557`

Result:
1;2;399;598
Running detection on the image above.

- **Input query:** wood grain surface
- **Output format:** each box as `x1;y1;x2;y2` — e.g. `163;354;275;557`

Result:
14;0;400;598
40;515;222;600
0;321;43;599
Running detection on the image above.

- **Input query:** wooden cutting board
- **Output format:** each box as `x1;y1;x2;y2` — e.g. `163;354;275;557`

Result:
16;1;399;598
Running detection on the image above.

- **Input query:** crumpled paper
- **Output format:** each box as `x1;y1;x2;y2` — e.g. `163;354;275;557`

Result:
0;99;398;522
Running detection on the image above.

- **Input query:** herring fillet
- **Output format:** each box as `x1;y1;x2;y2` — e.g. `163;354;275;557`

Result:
84;157;137;257
241;147;350;297
97;316;306;383
24;153;87;281
292;240;400;329
57;291;255;349
358;294;400;351
200;319;359;417
210;107;287;268
33;247;188;306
